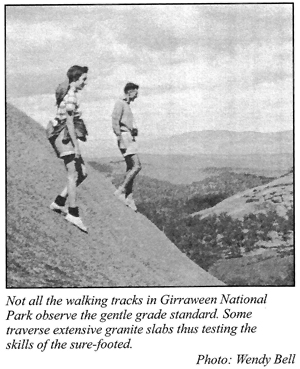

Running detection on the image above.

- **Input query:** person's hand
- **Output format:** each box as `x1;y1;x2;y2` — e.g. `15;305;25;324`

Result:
132;128;138;137
81;164;87;177
74;146;81;158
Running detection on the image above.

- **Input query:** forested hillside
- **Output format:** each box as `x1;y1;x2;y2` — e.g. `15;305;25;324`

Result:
89;160;294;286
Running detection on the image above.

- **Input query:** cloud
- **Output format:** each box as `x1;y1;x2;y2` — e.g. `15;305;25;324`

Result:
6;21;74;48
88;34;291;101
146;5;200;39
112;4;292;58
7;4;293;136
90;21;132;60
6;20;77;78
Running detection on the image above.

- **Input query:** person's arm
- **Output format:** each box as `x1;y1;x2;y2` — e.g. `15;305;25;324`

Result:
111;100;123;137
65;91;81;157
132;116;138;129
133;116;139;135
66;112;80;157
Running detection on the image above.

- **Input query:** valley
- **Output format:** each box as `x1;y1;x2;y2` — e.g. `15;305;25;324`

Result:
89;155;294;286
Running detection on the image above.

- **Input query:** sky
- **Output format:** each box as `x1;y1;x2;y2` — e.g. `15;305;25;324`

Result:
6;4;293;147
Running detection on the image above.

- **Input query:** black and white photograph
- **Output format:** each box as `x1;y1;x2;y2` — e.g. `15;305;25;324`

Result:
6;3;294;288
3;2;298;368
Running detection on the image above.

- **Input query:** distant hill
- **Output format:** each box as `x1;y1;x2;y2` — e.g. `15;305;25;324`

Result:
81;130;293;160
192;172;293;220
140;130;293;156
6;103;223;287
190;172;294;285
7;100;293;159
96;152;292;184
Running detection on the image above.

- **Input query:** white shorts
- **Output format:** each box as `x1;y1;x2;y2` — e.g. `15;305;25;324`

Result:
118;131;138;157
55;128;75;158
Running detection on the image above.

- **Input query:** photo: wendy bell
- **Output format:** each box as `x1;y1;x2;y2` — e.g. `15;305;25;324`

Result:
6;4;294;288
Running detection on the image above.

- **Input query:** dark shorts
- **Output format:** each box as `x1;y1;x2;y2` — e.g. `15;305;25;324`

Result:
63;154;85;166
63;155;87;184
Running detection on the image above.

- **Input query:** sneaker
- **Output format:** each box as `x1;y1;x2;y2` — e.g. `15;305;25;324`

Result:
114;189;126;204
50;202;67;215
125;194;137;212
65;213;88;233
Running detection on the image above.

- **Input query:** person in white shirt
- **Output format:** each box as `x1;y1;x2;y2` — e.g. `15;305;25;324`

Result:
49;65;89;232
112;82;142;211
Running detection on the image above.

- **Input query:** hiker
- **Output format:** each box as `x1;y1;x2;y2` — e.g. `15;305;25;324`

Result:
49;65;89;232
112;82;142;211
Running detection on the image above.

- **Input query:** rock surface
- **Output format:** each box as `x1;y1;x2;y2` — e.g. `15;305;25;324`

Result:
192;172;293;220
6;104;223;287
189;171;294;286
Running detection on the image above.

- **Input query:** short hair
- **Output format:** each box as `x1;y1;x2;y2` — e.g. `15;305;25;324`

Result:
67;65;88;83
124;82;139;94
55;65;88;106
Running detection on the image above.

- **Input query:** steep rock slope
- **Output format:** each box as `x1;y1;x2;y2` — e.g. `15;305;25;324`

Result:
6;104;223;287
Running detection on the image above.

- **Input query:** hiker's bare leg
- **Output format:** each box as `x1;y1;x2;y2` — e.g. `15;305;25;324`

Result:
123;155;133;197
59;186;68;198
75;157;88;186
119;154;142;195
59;158;87;198
125;157;134;197
66;159;77;208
